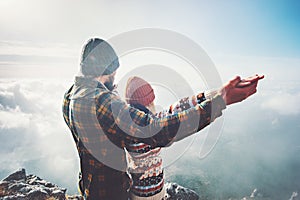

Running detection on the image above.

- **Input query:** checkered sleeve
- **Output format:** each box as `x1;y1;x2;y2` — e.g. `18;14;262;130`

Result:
62;85;73;130
62;85;82;146
97;90;226;148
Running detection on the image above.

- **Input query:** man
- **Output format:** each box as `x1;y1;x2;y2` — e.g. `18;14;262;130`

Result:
62;38;263;200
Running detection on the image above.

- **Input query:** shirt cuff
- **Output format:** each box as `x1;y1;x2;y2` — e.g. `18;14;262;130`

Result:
200;91;226;122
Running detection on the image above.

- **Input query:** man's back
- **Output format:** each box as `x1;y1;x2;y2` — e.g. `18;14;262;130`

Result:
63;76;130;199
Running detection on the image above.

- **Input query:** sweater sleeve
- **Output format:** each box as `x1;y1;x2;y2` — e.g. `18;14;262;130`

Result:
96;91;226;148
155;90;224;143
156;92;207;118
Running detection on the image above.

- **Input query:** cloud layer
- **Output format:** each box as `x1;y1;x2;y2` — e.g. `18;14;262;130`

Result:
0;79;79;194
1;78;300;198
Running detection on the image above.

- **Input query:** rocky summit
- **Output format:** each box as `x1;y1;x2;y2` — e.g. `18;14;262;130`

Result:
4;168;298;200
0;169;200;200
0;168;82;200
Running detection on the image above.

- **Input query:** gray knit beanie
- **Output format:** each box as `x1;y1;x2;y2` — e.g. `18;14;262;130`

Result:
80;38;119;77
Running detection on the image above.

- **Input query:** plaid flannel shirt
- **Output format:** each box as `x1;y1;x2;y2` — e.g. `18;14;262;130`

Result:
62;76;226;200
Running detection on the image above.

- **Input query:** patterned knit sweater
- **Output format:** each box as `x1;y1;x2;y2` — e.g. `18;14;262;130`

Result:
127;93;207;198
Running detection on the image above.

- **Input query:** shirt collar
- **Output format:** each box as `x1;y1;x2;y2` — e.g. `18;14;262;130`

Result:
74;76;106;90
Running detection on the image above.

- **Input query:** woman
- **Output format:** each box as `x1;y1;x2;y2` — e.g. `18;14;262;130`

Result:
125;76;166;200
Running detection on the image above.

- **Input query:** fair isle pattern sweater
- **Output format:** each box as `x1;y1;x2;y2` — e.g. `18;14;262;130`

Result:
127;93;207;197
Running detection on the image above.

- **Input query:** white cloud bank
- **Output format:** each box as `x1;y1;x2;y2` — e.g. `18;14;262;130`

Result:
0;79;79;194
1;76;300;196
261;92;300;115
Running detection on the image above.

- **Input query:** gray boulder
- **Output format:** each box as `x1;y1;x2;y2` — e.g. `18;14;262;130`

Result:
165;182;199;200
0;169;67;200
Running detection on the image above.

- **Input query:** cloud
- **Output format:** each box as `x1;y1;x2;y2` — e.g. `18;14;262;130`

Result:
0;83;38;113
0;40;78;57
0;79;79;193
0;110;31;129
0;40;79;78
261;91;300;115
1;76;300;198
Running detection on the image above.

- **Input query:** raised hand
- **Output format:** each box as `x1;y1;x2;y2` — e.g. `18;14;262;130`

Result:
220;75;264;105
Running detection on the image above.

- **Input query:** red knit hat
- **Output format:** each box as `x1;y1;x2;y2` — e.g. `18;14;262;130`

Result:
125;76;155;106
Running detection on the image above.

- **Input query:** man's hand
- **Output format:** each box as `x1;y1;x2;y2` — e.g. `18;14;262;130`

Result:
236;74;265;88
220;75;264;105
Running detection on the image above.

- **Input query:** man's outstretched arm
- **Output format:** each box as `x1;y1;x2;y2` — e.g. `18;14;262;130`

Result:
157;74;264;115
98;74;264;148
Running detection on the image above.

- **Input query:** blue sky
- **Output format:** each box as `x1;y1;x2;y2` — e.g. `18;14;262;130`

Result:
0;0;299;76
0;1;300;198
195;0;300;57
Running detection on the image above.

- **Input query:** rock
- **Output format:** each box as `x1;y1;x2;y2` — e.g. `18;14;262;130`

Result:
1;193;27;200
7;182;27;193
289;192;299;200
3;169;26;182
250;188;258;198
26;188;49;200
0;169;201;200
239;188;270;200
66;195;84;200
0;181;9;197
165;182;199;200
0;169;67;200
52;189;67;199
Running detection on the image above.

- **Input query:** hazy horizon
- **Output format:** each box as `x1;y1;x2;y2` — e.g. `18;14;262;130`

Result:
1;1;300;199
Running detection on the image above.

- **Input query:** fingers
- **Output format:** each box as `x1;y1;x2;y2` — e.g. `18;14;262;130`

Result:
236;81;252;88
224;74;263;105
229;76;241;86
247;85;257;97
236;74;265;88
244;75;260;83
243;74;264;83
